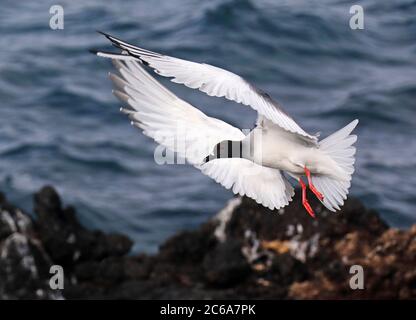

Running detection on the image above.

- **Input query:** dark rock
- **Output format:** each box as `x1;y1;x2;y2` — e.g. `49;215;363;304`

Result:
34;186;132;267
226;193;388;243
159;222;217;264
203;239;251;287
0;186;133;299
0;186;415;299
0;197;61;299
0;210;17;240
34;186;62;218
269;253;308;284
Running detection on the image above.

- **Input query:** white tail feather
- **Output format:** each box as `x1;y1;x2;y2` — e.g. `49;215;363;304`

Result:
313;119;359;212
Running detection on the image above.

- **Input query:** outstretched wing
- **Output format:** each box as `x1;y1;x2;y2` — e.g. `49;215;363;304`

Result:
199;158;294;210
97;32;318;144
105;58;293;209
110;59;243;165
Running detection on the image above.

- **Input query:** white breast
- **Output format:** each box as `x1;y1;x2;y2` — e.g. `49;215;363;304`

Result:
243;125;318;175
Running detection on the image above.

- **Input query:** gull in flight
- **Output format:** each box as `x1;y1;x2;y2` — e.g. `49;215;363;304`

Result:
91;32;358;218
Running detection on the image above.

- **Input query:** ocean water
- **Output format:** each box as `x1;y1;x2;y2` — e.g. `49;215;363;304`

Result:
0;0;415;253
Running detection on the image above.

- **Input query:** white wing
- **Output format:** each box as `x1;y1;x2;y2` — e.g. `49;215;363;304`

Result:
199;159;294;210
110;59;243;165
107;59;293;209
99;32;318;144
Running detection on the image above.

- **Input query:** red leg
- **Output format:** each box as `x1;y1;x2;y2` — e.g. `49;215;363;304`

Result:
299;178;315;218
304;166;324;201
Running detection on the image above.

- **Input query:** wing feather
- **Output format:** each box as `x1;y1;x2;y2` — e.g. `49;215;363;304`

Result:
110;59;244;165
106;58;293;210
199;159;294;210
97;33;318;144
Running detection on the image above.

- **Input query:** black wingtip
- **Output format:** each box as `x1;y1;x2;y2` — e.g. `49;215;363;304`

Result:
96;30;124;50
89;49;99;55
96;30;111;38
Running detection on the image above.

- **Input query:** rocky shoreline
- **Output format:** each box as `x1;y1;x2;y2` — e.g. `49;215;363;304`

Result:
0;186;415;299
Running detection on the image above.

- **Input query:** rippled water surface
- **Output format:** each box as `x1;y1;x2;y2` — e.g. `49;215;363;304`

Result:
1;0;415;252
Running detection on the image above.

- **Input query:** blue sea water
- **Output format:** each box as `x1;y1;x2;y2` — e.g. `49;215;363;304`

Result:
0;0;415;253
